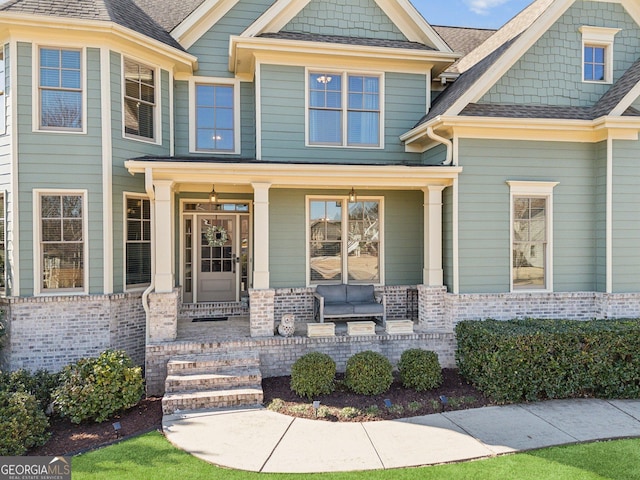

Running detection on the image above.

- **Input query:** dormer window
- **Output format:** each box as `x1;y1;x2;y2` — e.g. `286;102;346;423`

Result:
580;26;620;84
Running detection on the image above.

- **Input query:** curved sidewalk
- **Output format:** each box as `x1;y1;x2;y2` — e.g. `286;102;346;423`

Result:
163;398;640;473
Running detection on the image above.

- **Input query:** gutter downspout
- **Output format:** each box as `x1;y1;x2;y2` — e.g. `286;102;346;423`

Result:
426;126;453;165
142;167;155;340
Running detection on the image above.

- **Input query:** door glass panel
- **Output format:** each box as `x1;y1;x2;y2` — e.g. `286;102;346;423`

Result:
309;200;342;282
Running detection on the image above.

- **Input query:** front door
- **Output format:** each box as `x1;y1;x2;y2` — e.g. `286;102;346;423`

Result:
197;215;236;301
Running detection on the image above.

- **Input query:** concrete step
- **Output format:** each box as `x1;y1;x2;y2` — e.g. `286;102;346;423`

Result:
162;386;264;415
165;366;262;393
167;351;260;375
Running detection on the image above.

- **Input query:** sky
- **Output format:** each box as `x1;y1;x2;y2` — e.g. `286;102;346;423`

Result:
411;0;533;29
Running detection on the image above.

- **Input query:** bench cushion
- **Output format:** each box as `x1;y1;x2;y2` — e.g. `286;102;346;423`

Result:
316;284;347;303
351;302;384;315
346;284;375;303
324;303;354;316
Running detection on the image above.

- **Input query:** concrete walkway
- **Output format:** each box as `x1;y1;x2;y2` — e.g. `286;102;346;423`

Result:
162;399;640;473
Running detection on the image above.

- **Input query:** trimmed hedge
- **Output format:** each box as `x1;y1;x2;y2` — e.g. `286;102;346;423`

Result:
0;391;50;455
398;349;443;392
345;351;393;395
53;350;144;423
290;352;336;399
456;319;640;403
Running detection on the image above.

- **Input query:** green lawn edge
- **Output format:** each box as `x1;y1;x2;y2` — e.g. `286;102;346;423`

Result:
71;431;640;480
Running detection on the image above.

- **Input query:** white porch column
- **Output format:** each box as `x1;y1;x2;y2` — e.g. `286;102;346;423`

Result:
153;180;175;293
423;185;446;286
252;182;271;289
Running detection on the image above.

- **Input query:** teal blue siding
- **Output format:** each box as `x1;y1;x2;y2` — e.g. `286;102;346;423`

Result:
611;140;640;293
284;0;407;40
480;1;640;107
17;45;104;295
260;65;424;164
269;189;422;288
422;143;447;166
174;80;188;156
111;52;171;292
457;139;597;294
187;0;271;77
443;185;453;291
595;141;606;292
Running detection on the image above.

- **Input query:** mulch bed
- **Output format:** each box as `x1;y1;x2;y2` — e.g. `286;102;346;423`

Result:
28;369;491;455
263;368;492;422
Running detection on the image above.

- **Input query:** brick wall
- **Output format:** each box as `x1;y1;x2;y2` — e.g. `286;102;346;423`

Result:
145;331;456;396
0;292;145;372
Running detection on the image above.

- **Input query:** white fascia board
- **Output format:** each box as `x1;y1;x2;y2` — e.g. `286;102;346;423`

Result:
241;0;311;37
171;0;240;49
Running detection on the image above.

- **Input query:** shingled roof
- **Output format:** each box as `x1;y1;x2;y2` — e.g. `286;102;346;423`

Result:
132;0;205;32
0;0;184;50
259;32;436;51
432;25;496;74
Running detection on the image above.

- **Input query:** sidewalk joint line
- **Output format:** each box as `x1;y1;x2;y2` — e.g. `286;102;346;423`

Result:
361;422;386;469
259;416;296;472
517;403;579;442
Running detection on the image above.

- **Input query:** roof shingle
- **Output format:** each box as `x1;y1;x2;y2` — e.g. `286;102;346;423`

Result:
259;31;436;51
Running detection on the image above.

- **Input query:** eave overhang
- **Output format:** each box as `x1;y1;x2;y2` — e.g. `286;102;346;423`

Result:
402;115;640;152
125;160;462;189
0;12;198;73
229;36;460;81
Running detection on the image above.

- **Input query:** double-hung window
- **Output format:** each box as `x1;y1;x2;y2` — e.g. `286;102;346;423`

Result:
124;58;155;140
308;71;381;147
509;181;557;292
39;47;82;130
195;83;235;152
38;192;86;293
580;26;620;84
308;197;381;285
125;196;151;288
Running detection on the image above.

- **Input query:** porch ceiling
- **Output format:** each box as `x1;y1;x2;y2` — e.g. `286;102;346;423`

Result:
124;159;462;189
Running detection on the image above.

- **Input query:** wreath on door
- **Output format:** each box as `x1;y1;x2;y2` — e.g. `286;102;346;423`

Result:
205;225;228;247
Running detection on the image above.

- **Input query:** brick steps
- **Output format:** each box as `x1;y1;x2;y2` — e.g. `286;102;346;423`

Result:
162;351;263;415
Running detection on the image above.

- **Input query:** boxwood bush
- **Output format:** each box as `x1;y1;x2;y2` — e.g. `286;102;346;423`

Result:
53;349;144;423
398;349;443;391
456;319;640;403
345;351;393;395
290;352;336;399
0;390;50;455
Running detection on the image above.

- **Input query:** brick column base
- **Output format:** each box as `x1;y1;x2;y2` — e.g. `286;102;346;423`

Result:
147;288;180;342
249;289;275;337
418;285;451;331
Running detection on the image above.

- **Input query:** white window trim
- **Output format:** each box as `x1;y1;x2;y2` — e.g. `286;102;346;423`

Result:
305;68;385;149
188;76;241;154
32;44;87;134
305;194;385;287
0;191;5;294
579;26;620;84
123;192;151;292
121;54;162;145
507;181;558;293
33;189;89;296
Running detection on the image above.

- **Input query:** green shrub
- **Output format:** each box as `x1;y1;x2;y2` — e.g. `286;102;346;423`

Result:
398;349;443;392
0;369;61;411
456;319;640;403
0;391;50;455
344;351;393;395
290;352;336;399
53;350;144;423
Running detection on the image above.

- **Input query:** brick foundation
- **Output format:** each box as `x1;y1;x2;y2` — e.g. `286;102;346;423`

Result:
0;292;145;372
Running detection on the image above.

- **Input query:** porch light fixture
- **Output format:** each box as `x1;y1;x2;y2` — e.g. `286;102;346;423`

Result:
349;187;357;203
209;185;217;203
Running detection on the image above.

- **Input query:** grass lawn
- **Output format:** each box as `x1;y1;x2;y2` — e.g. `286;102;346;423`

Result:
72;431;640;480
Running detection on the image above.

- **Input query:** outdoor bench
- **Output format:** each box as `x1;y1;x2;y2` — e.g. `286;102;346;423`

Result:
313;284;386;326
